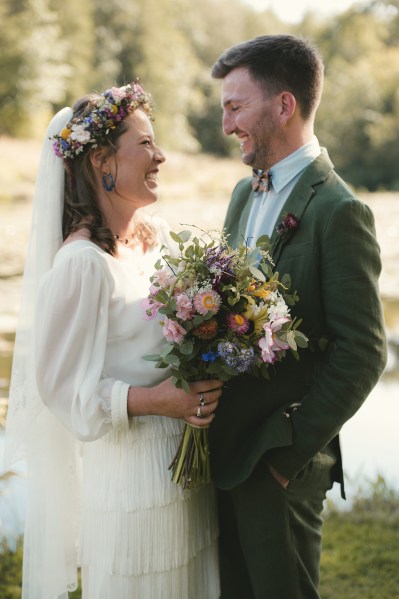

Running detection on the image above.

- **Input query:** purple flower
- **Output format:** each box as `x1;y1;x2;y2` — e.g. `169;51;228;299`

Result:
205;246;236;288
217;341;256;373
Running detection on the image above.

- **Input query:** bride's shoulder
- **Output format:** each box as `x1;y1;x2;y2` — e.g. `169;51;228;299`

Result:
62;228;91;246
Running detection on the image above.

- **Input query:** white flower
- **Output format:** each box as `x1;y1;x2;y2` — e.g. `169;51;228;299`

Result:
267;291;290;320
209;265;222;276
250;301;265;316
70;124;91;143
177;261;188;273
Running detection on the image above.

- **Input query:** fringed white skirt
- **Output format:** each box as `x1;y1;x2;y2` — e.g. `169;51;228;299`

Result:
78;416;220;598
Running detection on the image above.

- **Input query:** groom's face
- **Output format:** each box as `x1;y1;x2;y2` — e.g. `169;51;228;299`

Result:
221;66;281;170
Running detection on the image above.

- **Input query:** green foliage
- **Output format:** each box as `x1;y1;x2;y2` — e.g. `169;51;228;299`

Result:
49;0;96;109
304;1;399;190
0;539;23;598
2;0;399;186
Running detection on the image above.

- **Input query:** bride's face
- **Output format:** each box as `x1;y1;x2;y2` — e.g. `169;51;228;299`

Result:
108;110;165;208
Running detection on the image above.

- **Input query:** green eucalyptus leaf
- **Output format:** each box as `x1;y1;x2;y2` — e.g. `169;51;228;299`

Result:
291;349;300;361
204;310;216;321
142;354;161;361
180;340;194;355
160;343;174;357
193;314;204;326
177;230;192;243
281;273;291;289
256;235;272;248
260;263;274;279
164;353;180;366
249;265;266;281
295;332;309;348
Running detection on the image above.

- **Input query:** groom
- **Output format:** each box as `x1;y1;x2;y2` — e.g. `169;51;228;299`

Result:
209;34;387;598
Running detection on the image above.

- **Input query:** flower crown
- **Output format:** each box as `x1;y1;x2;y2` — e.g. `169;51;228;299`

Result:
52;79;152;160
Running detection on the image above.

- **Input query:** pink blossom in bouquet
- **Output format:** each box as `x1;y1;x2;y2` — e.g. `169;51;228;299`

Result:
162;316;187;344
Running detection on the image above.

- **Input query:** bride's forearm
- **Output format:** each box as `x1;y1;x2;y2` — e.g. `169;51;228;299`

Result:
127;385;160;417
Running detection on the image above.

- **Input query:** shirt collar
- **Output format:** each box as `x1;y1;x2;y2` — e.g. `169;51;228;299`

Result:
269;136;321;194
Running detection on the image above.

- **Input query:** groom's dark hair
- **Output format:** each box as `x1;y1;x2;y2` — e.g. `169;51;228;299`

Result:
211;34;324;121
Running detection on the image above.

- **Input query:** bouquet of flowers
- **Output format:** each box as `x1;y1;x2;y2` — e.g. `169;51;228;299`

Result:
142;227;308;489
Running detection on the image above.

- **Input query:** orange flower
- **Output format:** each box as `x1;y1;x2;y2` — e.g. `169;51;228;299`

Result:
192;318;219;339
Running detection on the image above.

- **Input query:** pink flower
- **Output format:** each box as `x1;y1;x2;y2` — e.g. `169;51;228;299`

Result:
141;297;162;321
226;313;250;334
154;267;176;289
149;284;159;296
193;290;221;315
259;317;290;364
175;293;195;321
162;317;187;344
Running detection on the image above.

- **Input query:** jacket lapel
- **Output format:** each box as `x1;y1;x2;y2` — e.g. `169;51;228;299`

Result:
271;148;334;262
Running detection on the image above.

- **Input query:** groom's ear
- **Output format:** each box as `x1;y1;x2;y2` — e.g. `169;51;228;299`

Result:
278;91;296;126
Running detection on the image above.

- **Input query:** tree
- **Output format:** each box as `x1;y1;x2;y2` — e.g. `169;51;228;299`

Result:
49;0;96;109
0;0;72;136
298;1;399;189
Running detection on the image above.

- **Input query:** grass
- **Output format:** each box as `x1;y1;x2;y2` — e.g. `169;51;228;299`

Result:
320;477;399;599
1;478;399;598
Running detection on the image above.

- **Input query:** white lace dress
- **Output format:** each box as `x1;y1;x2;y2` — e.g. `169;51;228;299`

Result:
33;237;220;599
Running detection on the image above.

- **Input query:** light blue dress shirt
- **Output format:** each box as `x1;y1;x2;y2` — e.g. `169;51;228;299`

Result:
245;136;321;246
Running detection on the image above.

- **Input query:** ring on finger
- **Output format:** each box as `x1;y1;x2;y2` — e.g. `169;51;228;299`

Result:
199;393;206;406
196;406;202;418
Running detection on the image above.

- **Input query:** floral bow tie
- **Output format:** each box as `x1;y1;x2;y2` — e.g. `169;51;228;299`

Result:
252;169;273;193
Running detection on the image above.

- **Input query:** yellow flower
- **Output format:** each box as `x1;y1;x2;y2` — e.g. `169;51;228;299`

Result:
60;127;71;140
252;286;271;300
110;104;118;114
243;297;270;334
234;314;245;326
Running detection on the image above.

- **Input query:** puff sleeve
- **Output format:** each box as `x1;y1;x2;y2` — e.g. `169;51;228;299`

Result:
34;246;129;441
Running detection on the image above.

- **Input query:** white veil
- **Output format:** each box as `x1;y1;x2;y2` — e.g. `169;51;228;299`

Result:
4;108;81;598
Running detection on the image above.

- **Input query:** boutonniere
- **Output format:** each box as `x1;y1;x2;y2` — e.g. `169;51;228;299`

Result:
276;213;299;236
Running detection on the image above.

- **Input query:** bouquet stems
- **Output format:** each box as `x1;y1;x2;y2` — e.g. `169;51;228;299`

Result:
169;424;210;489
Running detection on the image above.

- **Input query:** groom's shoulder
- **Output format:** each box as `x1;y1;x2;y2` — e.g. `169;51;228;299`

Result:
229;176;253;209
232;175;252;198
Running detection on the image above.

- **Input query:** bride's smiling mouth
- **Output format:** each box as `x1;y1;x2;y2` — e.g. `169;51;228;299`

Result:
145;169;159;183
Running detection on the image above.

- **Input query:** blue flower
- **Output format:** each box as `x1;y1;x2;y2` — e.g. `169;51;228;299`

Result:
201;350;219;362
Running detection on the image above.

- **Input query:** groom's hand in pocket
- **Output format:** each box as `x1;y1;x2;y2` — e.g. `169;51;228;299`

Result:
268;463;290;489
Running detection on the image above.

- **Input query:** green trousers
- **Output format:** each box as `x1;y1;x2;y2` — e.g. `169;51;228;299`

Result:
217;449;336;599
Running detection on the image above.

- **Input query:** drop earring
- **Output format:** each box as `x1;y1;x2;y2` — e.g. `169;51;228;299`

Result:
102;171;115;191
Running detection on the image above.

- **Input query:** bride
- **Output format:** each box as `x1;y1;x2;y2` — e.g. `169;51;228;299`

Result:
4;80;221;598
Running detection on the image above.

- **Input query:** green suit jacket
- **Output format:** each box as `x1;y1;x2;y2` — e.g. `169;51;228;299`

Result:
209;149;387;494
